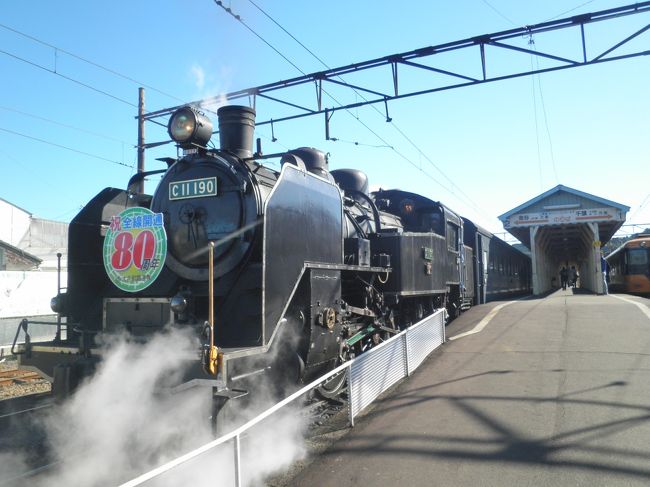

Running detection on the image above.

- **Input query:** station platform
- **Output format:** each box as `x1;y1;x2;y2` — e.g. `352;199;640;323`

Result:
289;290;650;486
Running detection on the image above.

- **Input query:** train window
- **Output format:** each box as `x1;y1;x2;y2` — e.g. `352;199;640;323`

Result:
627;249;648;274
628;249;648;265
446;223;459;252
422;210;444;235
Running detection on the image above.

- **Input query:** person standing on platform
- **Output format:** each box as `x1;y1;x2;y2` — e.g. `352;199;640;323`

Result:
601;255;609;295
560;266;568;290
570;266;579;288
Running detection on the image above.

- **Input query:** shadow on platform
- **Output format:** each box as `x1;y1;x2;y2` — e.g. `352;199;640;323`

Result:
324;373;650;482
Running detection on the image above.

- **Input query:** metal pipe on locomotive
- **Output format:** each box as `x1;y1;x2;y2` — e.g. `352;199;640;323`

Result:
15;104;530;421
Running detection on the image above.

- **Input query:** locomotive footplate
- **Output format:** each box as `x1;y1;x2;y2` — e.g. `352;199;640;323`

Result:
303;261;392;274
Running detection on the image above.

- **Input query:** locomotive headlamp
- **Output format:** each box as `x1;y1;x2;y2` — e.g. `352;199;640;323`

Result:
168;107;213;148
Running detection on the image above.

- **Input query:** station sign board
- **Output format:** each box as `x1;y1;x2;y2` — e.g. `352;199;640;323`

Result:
503;207;624;229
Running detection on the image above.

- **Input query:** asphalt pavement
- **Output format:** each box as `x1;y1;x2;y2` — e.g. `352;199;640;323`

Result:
288;289;650;486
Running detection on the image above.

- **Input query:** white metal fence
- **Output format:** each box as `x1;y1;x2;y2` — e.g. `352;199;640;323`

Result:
120;308;446;487
348;308;446;424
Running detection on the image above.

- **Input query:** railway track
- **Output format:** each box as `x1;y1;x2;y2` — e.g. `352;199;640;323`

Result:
0;369;43;387
0;385;347;486
0;392;55;486
0;391;53;418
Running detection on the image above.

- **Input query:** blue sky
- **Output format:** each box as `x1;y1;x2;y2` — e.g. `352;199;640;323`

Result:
1;0;649;240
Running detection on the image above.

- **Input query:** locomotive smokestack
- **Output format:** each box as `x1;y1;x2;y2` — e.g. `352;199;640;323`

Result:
217;105;256;159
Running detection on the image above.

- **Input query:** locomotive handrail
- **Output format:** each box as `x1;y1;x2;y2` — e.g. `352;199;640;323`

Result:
11;319;29;356
10;317;69;354
347;189;382;233
126;169;167;193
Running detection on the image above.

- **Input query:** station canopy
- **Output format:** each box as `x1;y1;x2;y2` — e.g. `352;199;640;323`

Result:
498;185;630;295
499;185;629;255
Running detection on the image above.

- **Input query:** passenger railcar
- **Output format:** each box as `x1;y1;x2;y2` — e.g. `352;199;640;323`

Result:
462;218;532;304
484;235;532;301
606;234;650;295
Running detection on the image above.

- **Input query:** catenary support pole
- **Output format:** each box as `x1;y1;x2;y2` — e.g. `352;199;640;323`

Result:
137;87;145;194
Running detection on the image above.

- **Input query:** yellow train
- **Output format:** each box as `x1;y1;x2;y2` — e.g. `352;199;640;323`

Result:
606;234;650;295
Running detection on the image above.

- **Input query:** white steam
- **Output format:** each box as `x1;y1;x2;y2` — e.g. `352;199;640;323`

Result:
189;63;231;109
191;64;206;91
3;327;307;486
35;328;211;486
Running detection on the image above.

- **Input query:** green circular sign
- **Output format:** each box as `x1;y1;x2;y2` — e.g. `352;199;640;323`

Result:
103;207;167;292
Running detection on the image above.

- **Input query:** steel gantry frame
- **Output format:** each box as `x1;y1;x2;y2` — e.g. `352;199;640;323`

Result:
141;1;650;146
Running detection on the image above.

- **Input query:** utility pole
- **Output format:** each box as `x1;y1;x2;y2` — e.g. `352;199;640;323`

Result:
137;87;145;194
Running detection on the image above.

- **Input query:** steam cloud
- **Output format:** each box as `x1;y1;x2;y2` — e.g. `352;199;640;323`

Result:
189;63;230;108
2;328;306;486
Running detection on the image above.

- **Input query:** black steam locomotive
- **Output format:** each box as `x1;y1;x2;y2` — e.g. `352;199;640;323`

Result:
17;105;530;410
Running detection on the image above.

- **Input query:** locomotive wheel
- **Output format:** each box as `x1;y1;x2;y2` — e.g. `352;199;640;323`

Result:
316;348;352;399
316;370;347;399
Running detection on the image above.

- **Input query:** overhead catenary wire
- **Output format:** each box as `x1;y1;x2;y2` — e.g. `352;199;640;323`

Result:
0;126;134;169
0;44;169;128
0;22;184;103
0;145;90;220
528;36;559;187
529;39;544;192
239;0;494;223
0;146;56;188
628;192;650;222
0;48;136;108
214;1;305;75
0;105;131;145
481;0;599;26
480;0;518;27
213;4;400;150
209;1;649;231
535;74;559;185
543;0;597;22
